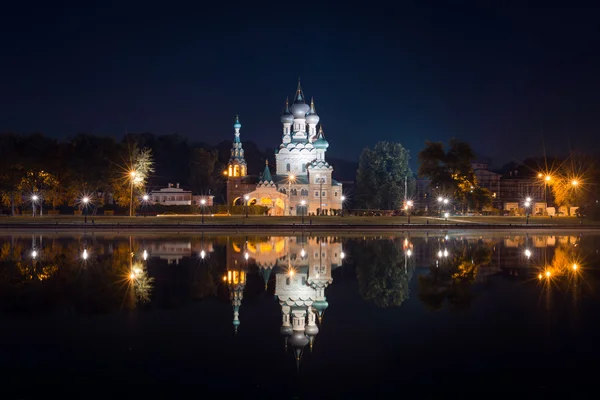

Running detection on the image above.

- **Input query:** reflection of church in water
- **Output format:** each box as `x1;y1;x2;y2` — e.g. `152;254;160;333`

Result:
223;235;344;366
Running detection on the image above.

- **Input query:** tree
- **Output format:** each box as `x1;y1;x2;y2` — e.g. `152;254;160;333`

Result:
356;141;414;210
353;238;412;307
418;138;485;209
112;145;155;213
189;148;219;195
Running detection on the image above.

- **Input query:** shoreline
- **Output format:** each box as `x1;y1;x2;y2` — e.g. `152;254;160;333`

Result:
0;222;597;233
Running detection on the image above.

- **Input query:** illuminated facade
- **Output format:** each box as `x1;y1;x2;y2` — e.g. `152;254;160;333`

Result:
225;82;343;216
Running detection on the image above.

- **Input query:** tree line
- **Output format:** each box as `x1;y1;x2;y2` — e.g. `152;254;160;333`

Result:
0;132;264;215
355;138;599;215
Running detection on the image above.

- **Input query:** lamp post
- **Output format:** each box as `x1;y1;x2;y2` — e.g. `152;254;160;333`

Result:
129;171;136;217
31;195;39;217
301;199;306;224
341;195;346;217
288;174;295;216
406;200;413;224
142;194;149;217
200;198;206;224
316;175;325;216
244;195;249;218
82;196;89;223
524;197;531;224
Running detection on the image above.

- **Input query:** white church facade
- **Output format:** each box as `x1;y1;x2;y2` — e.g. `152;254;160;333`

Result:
225;82;343;216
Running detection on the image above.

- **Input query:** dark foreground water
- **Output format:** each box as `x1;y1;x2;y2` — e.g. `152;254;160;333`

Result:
0;231;599;395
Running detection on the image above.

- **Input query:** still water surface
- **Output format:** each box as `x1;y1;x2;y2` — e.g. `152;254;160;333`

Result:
0;231;599;393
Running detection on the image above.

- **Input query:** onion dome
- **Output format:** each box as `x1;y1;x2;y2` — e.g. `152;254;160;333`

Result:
305;97;320;125
233;114;241;130
289;331;309;363
312;299;329;323
280;98;294;124
280;325;293;336
305;323;319;336
290;81;310;118
313;126;329;150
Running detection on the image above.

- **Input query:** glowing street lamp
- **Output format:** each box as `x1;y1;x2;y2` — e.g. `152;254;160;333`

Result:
571;180;579;187
200;198;207;224
31;194;39;217
406;200;414;224
82;248;88;260
341;195;346;217
82;196;90;223
524;249;531;259
142;194;150;217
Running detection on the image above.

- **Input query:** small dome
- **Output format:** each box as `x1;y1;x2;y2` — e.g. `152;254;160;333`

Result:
280;325;293;336
233;115;241;130
313;137;329;150
281;112;294;124
290;102;310;119
312;300;329;312
305;324;319;336
305;97;320;125
306;112;320;125
289;331;309;348
280;98;294;124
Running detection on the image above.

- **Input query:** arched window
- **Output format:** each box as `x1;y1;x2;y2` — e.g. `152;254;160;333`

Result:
302;164;306;172
286;163;291;172
301;189;308;196
280;188;287;195
291;189;297;196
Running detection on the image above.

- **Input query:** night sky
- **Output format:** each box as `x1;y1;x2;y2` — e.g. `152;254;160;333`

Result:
1;2;599;168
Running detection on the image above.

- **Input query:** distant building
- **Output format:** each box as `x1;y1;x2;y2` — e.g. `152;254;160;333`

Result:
149;183;192;205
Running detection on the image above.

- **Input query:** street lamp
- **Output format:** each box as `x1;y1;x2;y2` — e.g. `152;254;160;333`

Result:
31;195;39;217
406;200;413;224
244;195;250;218
82;196;90;223
142;194;149;217
287;174;295;216
200;198;207;224
341;195;346;217
129;170;137;217
300;199;306;224
316;175;325;216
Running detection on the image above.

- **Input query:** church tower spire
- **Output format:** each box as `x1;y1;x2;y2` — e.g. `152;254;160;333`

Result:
227;115;247;178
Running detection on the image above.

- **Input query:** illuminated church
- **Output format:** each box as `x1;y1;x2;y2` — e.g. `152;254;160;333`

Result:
226;82;343;216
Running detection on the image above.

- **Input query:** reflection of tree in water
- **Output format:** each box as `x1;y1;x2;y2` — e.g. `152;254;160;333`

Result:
352;239;412;308
418;239;492;311
0;237;156;314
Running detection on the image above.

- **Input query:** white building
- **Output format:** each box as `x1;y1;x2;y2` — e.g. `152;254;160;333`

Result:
149;183;192;205
226;82;343;216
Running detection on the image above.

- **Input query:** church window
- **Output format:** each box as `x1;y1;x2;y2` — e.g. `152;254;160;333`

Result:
286;163;291;172
302;164;306;172
281;188;286;195
301;189;308;196
322;191;326;197
314;191;319;197
334;192;338;197
291;189;297;196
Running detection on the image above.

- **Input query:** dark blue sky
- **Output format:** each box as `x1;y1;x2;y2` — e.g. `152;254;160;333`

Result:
1;1;599;168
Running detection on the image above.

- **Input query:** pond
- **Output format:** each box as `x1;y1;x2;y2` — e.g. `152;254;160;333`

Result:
0;231;599;394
